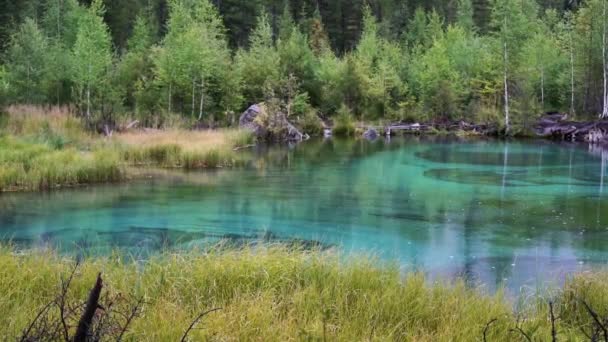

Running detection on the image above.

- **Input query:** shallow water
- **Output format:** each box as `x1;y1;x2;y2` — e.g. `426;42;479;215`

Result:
1;137;608;291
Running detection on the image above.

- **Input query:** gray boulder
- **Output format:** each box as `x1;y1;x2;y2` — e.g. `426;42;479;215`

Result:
363;128;379;140
239;103;305;142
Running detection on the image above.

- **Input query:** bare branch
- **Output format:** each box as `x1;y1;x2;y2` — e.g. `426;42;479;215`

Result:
180;307;222;342
581;299;608;342
483;318;497;342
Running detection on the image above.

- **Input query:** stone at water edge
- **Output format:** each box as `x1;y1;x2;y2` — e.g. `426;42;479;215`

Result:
238;103;305;142
363;128;379;140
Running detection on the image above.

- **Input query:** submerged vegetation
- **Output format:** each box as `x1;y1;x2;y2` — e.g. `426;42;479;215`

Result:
0;106;253;192
0;246;607;340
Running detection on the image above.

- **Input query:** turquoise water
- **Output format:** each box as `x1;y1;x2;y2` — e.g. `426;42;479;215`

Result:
1;137;608;290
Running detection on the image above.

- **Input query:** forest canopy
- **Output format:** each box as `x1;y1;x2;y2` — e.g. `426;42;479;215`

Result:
0;0;607;132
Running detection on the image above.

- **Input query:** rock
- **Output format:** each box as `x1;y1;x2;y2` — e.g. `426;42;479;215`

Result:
363;128;379;140
323;129;332;138
239;103;305;142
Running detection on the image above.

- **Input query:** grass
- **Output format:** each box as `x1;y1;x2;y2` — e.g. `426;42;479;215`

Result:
0;246;607;341
115;128;253;169
0;106;254;191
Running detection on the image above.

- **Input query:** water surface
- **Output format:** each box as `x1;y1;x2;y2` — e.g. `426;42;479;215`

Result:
2;137;608;291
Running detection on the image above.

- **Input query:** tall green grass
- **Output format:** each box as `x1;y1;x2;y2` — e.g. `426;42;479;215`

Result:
0;137;125;191
0;246;605;341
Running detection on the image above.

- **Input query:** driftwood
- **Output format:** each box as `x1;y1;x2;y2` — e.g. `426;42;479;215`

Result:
384;120;497;136
535;113;608;144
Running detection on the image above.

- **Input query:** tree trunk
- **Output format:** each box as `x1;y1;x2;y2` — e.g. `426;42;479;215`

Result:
541;67;545;110
192;77;196;118
86;83;91;119
602;0;608;118
503;15;510;134
168;83;172;114
198;79;204;121
570;26;575;116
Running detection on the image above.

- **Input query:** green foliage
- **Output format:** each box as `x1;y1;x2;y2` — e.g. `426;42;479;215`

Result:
71;0;113;118
298;110;324;136
5;18;49;104
235;12;281;104
332;104;356;136
0;0;606;125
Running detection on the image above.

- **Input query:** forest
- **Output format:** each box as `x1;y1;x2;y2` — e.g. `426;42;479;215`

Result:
0;0;607;135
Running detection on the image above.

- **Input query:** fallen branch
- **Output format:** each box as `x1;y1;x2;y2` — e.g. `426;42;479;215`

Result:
233;144;256;151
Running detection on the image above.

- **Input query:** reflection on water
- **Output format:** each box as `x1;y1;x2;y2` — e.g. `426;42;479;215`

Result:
1;137;608;291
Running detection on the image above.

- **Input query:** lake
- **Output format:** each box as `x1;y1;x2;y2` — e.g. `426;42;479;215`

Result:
1;136;607;291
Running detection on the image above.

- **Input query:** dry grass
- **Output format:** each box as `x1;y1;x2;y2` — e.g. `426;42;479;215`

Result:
115;129;250;153
115;129;253;169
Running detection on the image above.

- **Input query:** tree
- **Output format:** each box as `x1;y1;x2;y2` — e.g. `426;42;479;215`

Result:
490;0;538;133
72;0;113;119
602;0;608;118
5;18;48;104
116;15;154;112
235;12;281;105
457;0;475;33
152;0;234;120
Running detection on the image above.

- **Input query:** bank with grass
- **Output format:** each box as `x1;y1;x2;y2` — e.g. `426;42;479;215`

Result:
0;106;255;192
1;246;607;341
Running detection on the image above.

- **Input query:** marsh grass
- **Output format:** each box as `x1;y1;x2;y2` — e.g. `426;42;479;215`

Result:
0;137;125;191
116;129;253;169
0;246;606;341
0;107;254;191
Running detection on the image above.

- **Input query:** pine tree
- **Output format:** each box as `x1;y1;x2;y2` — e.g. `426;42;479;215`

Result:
5;18;48;104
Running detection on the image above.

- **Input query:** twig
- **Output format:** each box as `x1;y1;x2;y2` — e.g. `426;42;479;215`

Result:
549;301;557;342
581;299;608;342
116;296;146;342
58;261;79;342
20;301;54;341
233;144;255;151
180;307;222;342
483;318;497;342
73;273;103;342
510;327;532;342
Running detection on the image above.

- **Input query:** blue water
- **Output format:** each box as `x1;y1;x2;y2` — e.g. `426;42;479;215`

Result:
1;137;608;290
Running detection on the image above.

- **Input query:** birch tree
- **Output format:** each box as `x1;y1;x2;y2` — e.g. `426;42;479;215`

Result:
602;0;608;118
490;0;537;133
72;0;112;119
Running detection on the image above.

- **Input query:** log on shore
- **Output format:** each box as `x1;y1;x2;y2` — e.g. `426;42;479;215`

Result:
534;113;608;143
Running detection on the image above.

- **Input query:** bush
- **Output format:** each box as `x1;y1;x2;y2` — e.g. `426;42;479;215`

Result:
298;110;324;136
332;104;356;137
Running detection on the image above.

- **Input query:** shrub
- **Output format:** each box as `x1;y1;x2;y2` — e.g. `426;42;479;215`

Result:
332;104;356;137
299;110;324;136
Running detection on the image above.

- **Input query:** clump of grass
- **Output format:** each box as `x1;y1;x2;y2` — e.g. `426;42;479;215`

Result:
116;129;251;169
0;137;124;191
0;246;606;340
2;105;92;148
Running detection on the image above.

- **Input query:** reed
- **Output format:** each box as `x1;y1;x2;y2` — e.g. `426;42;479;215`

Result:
0;246;606;341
